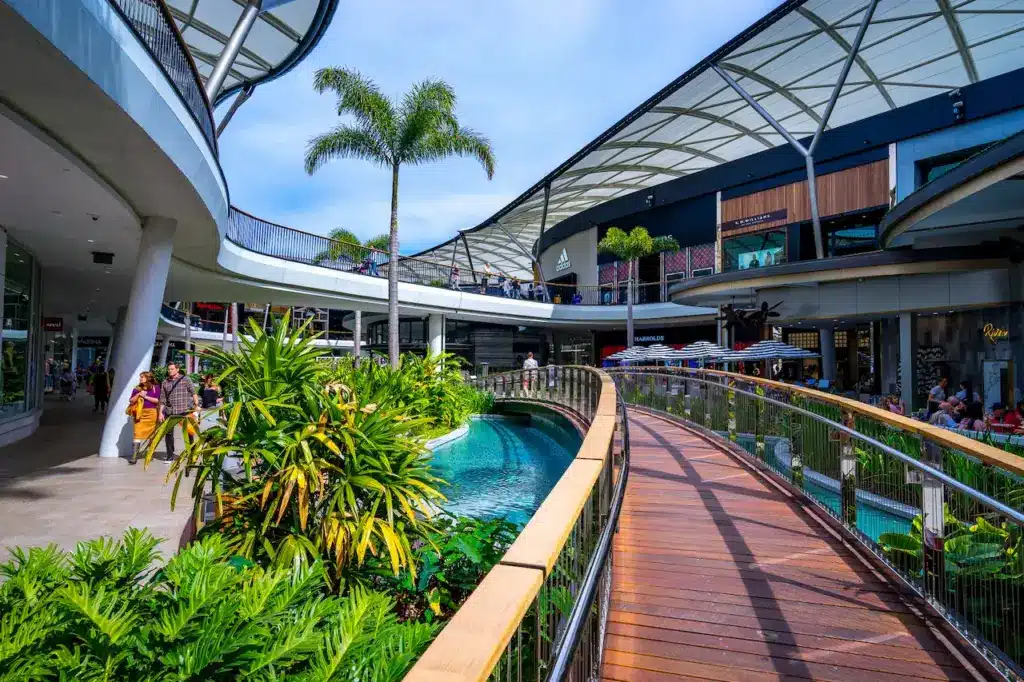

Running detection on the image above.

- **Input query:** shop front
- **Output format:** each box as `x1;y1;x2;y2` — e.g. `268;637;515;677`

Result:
596;325;716;363
0;237;44;443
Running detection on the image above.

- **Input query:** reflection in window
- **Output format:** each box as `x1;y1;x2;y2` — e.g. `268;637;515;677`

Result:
2;244;33;415
722;231;786;273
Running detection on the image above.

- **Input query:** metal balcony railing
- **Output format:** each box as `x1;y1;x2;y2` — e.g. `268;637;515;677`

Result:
108;0;217;154
226;207;671;306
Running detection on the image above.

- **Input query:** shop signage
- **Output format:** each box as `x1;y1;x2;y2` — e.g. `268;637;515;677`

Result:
983;324;1009;344
41;317;63;332
78;336;109;347
555;248;571;272
722;209;788;232
634;335;665;343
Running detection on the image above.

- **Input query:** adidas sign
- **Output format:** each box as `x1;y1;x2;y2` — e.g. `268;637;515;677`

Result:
555;248;571;272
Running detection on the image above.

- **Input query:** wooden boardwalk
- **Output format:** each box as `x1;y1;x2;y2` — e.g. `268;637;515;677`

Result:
602;410;979;682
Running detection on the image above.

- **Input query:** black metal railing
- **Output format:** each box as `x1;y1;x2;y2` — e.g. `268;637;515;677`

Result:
227;207;670;305
611;367;1024;680
108;0;217;154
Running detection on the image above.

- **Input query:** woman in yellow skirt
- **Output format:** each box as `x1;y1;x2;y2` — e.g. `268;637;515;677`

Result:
128;371;161;464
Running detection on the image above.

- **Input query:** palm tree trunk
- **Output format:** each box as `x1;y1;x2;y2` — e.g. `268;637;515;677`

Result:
626;259;635;348
387;163;401;368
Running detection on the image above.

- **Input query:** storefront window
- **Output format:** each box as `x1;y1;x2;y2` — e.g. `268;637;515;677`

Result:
2;244;35;416
722;231;786;272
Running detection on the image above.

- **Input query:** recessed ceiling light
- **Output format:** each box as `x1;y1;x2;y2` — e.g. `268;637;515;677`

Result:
0;174;7;180
87;239;94;243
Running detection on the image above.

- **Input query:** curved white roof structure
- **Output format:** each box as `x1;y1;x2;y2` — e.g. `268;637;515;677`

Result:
414;0;1024;278
166;0;338;104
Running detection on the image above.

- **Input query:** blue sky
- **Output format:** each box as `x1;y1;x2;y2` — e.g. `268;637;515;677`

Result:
218;0;782;254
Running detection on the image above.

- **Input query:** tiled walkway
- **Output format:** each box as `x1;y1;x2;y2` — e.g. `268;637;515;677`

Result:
0;396;189;558
602;410;980;682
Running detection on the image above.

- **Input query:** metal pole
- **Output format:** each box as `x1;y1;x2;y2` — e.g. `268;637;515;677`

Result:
538;181;551;238
709;1;877;261
205;0;263;102
459;232;477;284
216;85;255;138
492;222;551;303
231;303;240;353
808;0;880;155
221;303;229;350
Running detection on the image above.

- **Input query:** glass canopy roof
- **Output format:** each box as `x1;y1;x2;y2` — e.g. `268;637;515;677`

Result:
414;0;1024;279
165;0;338;104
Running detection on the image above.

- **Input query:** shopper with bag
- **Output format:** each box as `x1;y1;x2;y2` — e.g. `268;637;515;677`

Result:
127;371;160;465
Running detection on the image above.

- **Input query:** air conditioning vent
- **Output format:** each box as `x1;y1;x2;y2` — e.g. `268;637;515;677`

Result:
92;252;114;265
692;267;714;278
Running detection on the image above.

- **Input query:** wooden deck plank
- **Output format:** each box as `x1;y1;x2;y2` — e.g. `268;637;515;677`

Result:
603;410;976;682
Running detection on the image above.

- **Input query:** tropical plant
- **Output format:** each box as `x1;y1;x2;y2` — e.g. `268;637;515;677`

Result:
0;529;437;681
596;226;679;347
364;234;390;252
145;314;446;583
354;514;518;622
316;227;364;263
304;68;496;368
879;507;1024;663
325;352;491;439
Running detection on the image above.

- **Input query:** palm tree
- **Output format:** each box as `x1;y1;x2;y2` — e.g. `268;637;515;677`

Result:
305;69;496;368
597;226;679;348
316;227;363;263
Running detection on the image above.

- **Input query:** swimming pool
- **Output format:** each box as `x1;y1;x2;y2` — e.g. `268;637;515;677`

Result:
430;415;582;526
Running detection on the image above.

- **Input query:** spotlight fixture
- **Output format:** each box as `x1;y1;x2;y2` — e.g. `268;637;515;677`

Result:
645;190;655;208
950;89;965;124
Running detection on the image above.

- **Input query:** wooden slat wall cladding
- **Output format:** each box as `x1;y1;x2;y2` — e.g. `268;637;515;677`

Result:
721;159;889;236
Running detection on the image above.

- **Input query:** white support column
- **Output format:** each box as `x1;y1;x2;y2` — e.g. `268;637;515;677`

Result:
428;314;444;357
819;328;836;382
70;327;79;371
231;302;240;353
353;310;362;366
158;336;170;366
107;306;127;368
99;217;176;458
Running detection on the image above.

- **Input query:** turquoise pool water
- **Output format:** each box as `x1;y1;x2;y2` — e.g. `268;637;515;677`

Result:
431;416;581;526
733;434;914;542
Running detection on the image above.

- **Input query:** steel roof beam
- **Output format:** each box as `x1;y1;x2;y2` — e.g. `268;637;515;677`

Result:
936;0;979;83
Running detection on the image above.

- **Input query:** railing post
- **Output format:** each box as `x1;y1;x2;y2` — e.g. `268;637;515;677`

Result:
754;390;766;464
920;437;946;600
840;410;858;527
683;377;692;420
727;379;737;443
789;410;804;490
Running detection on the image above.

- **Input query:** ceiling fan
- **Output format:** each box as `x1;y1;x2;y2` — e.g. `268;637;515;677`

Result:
716;301;783;330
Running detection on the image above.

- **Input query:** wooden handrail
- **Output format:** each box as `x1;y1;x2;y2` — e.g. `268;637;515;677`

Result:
404;367;619;682
613;366;1024;477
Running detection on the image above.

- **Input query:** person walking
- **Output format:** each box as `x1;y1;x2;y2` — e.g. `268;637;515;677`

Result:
159;362;199;463
522;351;539;391
92;366;112;412
127;371;160;465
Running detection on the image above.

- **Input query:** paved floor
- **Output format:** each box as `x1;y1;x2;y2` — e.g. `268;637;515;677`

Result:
602;410;980;682
0;395;190;559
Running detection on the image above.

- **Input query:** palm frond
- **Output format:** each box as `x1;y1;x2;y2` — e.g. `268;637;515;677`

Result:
313;67;397;143
305;124;392;175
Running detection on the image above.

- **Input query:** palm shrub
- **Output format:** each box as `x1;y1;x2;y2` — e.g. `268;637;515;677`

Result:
145;313;445;582
0;529;436;681
304;68;496;368
325;352;491;437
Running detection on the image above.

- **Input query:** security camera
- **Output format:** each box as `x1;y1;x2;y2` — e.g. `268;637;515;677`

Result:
91;215;98;222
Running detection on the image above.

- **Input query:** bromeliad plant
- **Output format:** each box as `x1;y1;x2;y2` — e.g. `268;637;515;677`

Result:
145;313;446;583
0;529;436;681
